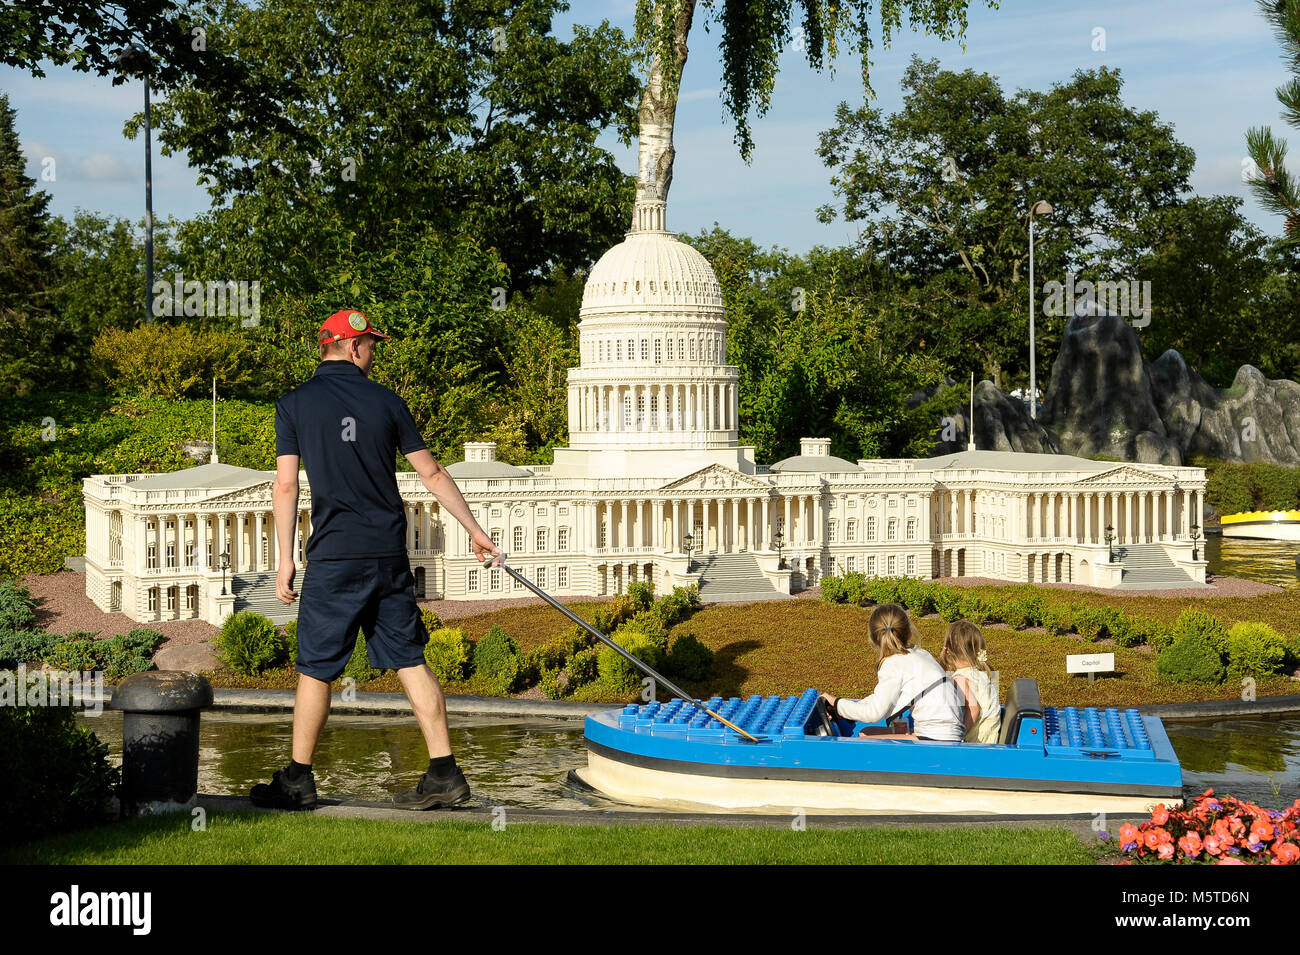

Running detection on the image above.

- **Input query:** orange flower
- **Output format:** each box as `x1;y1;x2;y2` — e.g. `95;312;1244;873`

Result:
1216;857;1247;865
1251;820;1276;842
1275;842;1300;865
1144;830;1163;849
1152;804;1170;826
1157;843;1175;860
1205;835;1223;856
1178;832;1202;857
1120;823;1140;848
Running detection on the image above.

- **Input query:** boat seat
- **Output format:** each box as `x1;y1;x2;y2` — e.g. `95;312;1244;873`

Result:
999;678;1043;745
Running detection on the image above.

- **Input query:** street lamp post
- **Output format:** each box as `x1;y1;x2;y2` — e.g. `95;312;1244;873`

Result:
774;529;785;569
1191;523;1201;562
1028;200;1053;420
1104;524;1115;563
219;549;231;596
683;533;694;574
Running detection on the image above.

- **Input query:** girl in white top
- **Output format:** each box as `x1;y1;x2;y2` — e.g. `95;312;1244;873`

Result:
820;603;965;742
941;619;1001;744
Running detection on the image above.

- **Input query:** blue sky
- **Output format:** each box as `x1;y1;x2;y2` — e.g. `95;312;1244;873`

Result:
3;0;1292;255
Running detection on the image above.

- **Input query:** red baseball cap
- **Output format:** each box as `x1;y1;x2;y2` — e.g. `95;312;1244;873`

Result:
318;309;392;345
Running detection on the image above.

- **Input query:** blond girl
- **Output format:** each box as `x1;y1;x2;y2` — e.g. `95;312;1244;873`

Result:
940;619;1001;744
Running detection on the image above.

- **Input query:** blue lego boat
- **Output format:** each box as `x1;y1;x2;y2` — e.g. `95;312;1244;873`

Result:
575;679;1184;815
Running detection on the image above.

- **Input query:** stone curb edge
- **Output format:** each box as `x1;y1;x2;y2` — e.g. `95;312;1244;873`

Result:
93;686;1300;721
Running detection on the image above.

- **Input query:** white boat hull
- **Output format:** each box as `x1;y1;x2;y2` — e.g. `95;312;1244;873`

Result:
576;751;1173;816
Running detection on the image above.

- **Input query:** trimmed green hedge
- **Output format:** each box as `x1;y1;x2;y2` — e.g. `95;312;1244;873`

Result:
819;573;1295;683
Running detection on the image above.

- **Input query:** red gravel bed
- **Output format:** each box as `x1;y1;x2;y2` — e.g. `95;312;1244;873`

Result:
931;575;1283;598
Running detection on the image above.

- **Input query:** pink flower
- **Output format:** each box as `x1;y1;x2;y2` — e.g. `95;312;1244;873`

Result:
1216;857;1247;865
1205;835;1223;856
1157;843;1175;860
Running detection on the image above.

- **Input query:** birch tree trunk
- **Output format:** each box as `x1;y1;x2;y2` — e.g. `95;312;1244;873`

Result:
633;0;696;230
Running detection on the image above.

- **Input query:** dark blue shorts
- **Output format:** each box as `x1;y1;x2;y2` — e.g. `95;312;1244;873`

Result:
295;554;428;681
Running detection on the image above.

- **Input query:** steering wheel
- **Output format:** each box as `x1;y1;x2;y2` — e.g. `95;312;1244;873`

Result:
812;697;837;737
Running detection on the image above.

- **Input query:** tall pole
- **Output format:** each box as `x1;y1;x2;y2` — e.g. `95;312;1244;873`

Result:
1028;216;1036;420
144;68;154;323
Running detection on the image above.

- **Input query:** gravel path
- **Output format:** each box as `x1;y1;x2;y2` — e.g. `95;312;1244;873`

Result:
932;575;1283;598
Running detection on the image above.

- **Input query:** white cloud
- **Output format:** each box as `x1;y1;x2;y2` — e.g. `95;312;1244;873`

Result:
78;152;136;182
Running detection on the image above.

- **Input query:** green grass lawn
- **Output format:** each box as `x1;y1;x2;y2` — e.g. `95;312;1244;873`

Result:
1;811;1099;865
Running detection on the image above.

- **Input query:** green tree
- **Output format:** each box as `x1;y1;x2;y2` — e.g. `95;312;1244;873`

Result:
1246;0;1300;240
631;0;996;218
0;91;54;397
140;0;642;295
814;58;1195;393
1133;197;1275;386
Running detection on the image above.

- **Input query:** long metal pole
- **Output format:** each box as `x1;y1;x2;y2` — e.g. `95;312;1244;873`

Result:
1028;216;1036;420
481;553;763;742
144;70;154;323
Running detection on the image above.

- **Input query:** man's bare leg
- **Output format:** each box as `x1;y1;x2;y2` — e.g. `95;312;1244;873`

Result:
398;663;452;758
292;674;332;764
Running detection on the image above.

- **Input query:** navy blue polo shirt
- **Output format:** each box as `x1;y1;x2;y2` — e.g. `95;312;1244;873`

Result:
274;360;427;561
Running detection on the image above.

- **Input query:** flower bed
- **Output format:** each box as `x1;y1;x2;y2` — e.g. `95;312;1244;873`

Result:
1114;789;1300;864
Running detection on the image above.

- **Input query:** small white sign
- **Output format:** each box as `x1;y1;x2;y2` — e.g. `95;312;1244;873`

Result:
1067;652;1115;674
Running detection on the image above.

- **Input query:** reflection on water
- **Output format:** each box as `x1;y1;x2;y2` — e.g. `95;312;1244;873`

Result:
80;710;1300;812
1204;535;1300;589
1164;716;1300;808
83;711;604;811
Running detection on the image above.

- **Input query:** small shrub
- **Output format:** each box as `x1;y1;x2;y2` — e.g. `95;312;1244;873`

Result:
998;596;1033;630
0;697;119;848
1116;616;1157;648
1224;622;1289;677
841;572;869;606
959;593;996;625
423;627;471;682
934;587;965;622
280;620;299;665
116;628;165;657
665;633;714;681
897;578;937;616
597;631;665;696
0;578;38;632
1040;603;1075;635
420;609;444;634
343;632;381;683
216;611;284;675
1172;608;1229;655
821;574;846;603
0;628;60;668
626;581;656;613
618;610;670;654
1073;607;1108;641
866;576;902;606
472;625;524;694
566;646;600;691
1099;606;1131;644
655;586;701;628
539;667;565;699
1156;633;1226;685
43;631;103;672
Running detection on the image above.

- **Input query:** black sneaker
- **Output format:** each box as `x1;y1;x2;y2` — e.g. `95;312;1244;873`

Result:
250;765;317;810
393;767;471;810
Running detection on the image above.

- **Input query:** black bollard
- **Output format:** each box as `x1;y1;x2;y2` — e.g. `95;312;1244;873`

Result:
109;670;213;816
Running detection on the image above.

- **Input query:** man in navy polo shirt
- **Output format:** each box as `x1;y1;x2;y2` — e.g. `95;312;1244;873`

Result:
250;308;500;811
